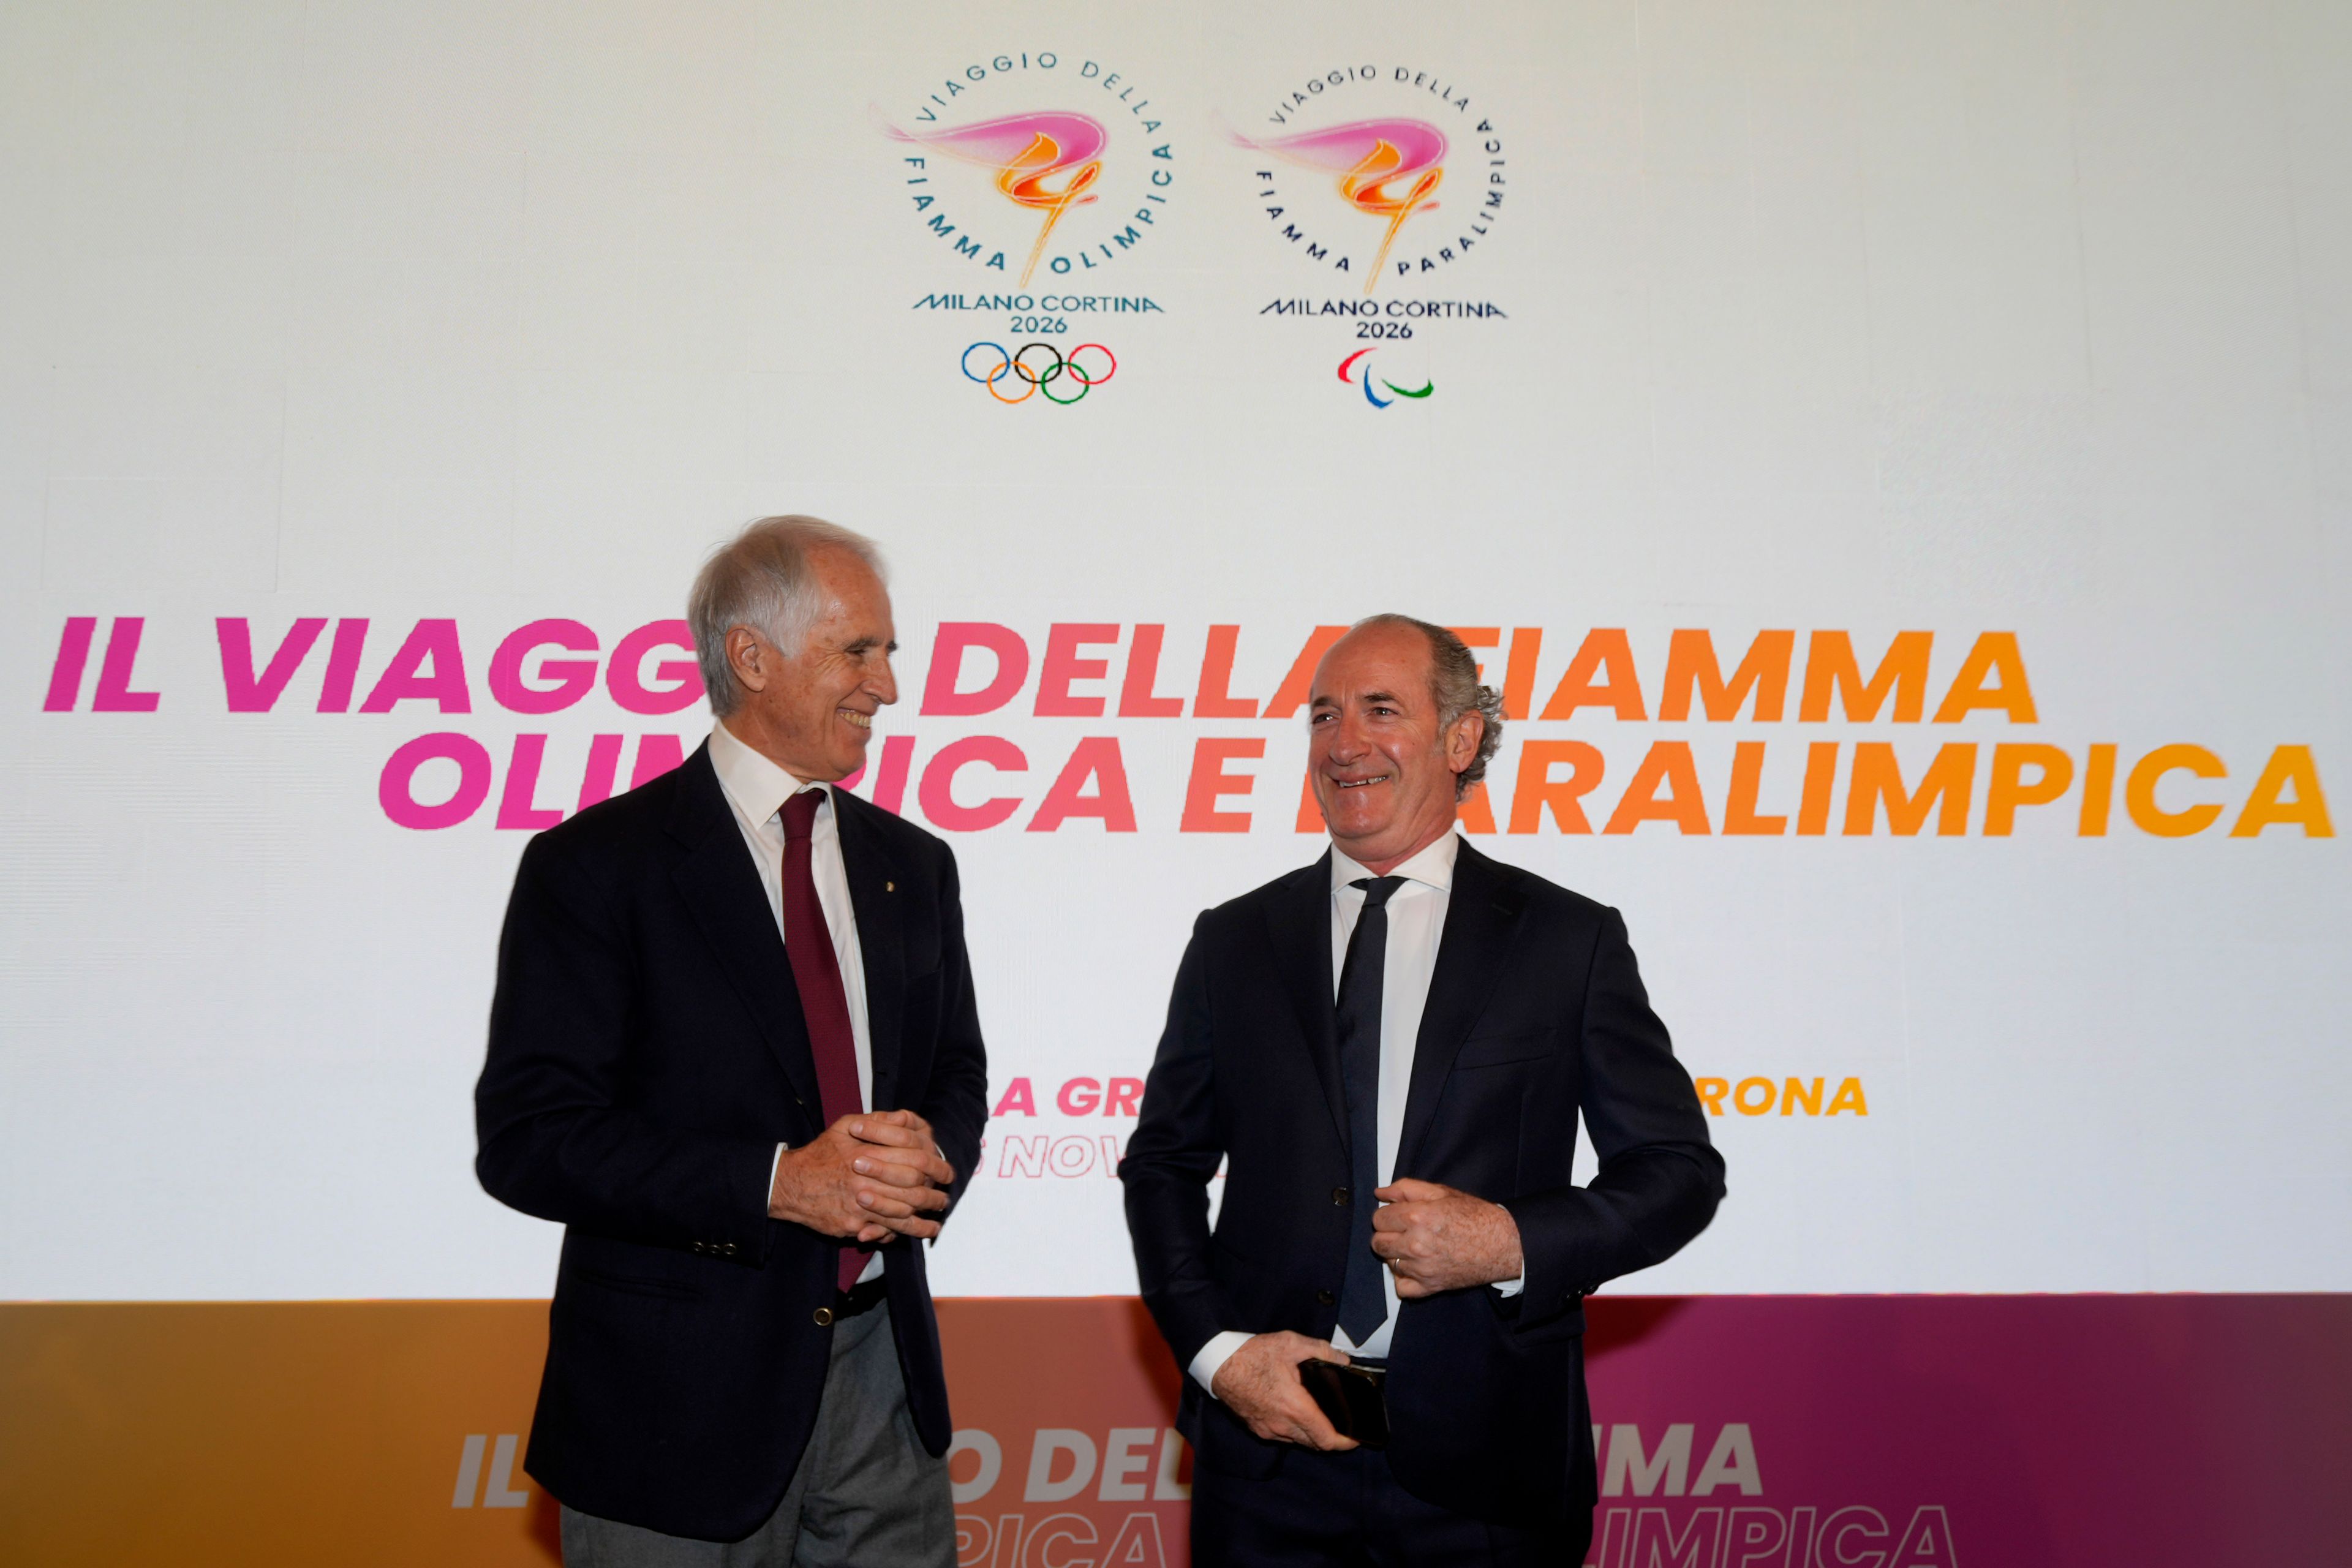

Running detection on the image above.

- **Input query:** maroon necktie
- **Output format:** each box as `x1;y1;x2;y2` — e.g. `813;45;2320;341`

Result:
780;789;869;1293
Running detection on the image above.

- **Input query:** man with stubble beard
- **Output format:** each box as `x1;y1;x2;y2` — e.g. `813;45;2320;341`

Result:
1121;614;1724;1564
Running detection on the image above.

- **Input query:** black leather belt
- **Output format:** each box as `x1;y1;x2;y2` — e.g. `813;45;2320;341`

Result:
813;1273;888;1327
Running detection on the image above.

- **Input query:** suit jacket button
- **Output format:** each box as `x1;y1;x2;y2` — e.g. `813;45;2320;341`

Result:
813;1306;835;1327
1316;1289;1335;1306
1331;1187;1349;1205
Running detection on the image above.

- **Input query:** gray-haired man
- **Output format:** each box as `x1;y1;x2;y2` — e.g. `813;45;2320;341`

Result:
477;515;988;1564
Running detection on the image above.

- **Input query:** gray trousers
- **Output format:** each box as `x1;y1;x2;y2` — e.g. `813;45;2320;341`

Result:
559;1303;955;1568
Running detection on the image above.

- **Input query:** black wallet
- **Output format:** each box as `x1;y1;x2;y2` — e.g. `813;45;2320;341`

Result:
1298;1359;1390;1448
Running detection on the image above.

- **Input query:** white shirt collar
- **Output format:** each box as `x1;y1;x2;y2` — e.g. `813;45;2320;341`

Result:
709;719;827;827
1330;829;1460;896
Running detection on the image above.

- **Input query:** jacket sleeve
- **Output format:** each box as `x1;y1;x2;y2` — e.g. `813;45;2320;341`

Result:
474;832;778;1262
914;842;989;1221
1500;906;1725;1330
1117;914;1230;1370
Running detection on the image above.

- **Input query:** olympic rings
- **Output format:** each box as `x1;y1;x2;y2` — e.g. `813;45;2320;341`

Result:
960;342;1118;405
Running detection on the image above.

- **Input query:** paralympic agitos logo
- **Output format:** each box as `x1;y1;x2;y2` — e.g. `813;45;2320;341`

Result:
876;53;1177;286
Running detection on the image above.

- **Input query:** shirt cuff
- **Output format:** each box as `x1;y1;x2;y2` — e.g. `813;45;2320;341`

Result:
1188;1330;1254;1396
1492;1274;1526;1297
769;1141;786;1202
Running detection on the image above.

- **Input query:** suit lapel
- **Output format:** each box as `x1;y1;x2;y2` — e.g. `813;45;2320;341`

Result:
835;791;906;1111
1396;841;1527;1176
1265;854;1349;1152
663;744;824;1118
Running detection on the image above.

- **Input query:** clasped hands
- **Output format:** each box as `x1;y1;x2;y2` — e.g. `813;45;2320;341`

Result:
767;1108;955;1245
1210;1180;1521;1450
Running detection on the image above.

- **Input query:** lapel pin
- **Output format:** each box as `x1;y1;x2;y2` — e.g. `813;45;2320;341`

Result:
885;881;895;892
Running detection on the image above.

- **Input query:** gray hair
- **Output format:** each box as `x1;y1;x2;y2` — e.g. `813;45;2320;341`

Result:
1351;614;1506;800
688;515;887;717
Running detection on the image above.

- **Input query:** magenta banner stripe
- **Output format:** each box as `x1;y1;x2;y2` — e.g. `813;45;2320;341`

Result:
1580;1295;2352;1564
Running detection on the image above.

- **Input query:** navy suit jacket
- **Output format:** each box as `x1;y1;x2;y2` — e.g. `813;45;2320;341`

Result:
1119;840;1723;1529
475;742;988;1541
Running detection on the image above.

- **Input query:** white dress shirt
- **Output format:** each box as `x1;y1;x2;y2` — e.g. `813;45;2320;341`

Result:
708;719;883;1284
1189;831;1523;1395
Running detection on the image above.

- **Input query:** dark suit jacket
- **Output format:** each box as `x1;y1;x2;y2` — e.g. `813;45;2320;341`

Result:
1119;840;1724;1529
475;742;988;1542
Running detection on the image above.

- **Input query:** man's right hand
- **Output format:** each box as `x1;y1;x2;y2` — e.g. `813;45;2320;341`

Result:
767;1112;952;1243
1208;1332;1359;1450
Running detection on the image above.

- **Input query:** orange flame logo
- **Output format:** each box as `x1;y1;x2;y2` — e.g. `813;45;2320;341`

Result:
882;111;1108;287
1230;119;1446;294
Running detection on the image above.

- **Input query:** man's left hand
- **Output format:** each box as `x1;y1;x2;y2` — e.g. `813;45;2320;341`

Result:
1370;1179;1523;1297
846;1108;956;1235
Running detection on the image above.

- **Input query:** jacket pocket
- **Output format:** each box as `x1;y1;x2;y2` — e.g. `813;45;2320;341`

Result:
570;1264;705;1302
1453;1029;1557;1069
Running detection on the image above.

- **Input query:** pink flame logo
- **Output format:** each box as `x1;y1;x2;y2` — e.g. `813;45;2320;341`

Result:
1230;119;1446;294
882;111;1107;287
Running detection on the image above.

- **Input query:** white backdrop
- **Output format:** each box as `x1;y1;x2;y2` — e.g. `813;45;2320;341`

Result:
2;0;2346;1302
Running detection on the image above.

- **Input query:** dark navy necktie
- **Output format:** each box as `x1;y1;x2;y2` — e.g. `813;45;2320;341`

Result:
1335;875;1404;1345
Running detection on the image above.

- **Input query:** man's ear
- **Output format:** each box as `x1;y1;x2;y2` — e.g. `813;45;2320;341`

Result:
1447;712;1485;774
726;627;769;695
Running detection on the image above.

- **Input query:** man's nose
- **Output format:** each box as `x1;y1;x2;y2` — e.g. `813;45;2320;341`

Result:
870;657;900;707
1324;714;1370;760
